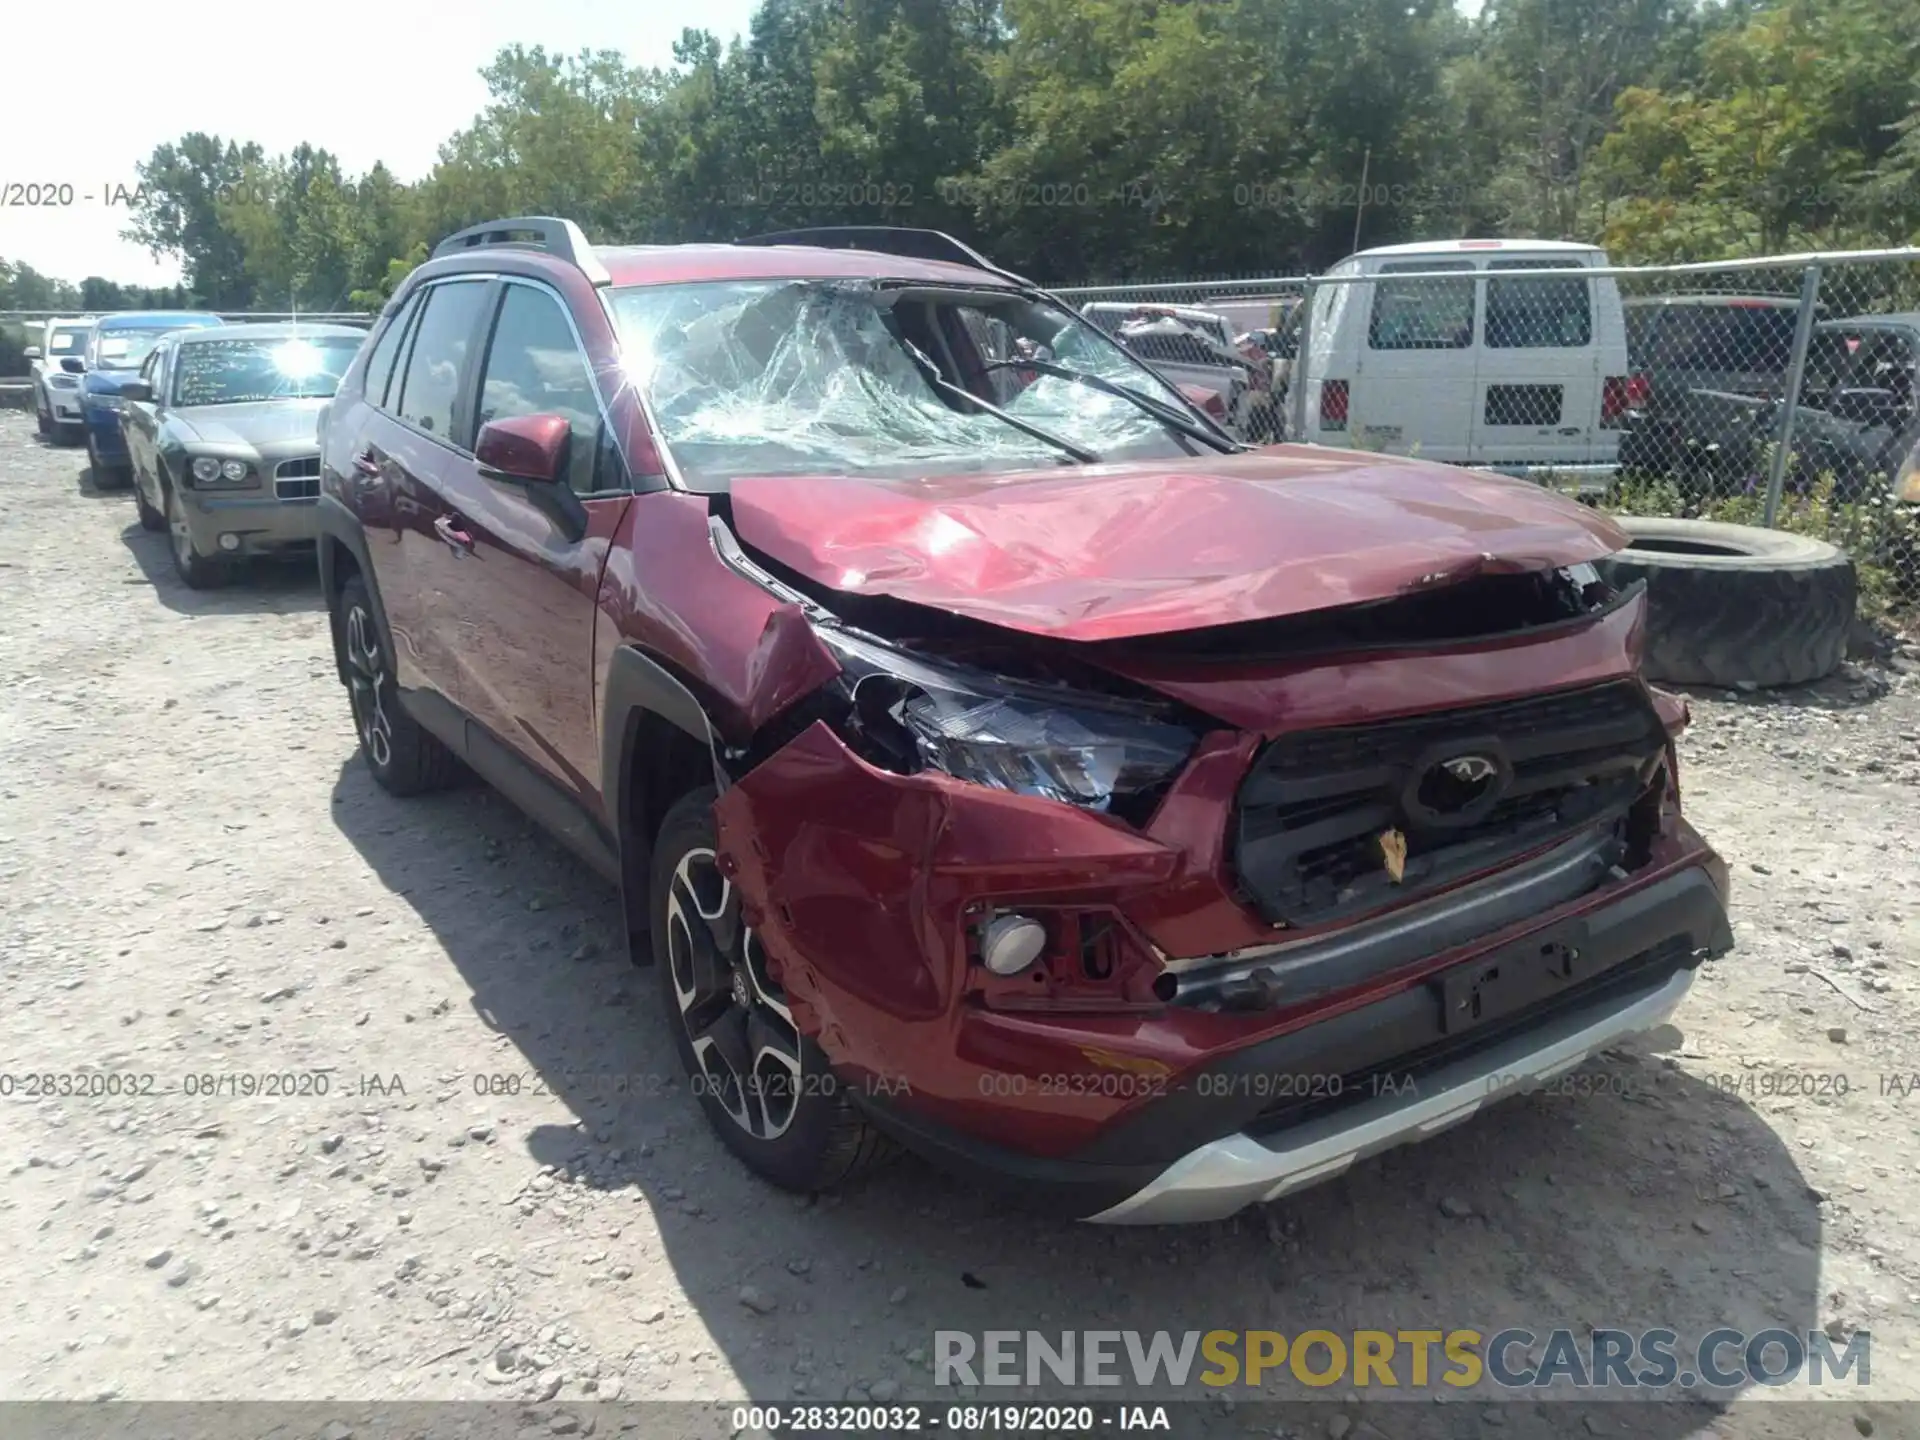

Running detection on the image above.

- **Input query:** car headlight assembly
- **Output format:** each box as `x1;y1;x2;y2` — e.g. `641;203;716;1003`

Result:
190;456;254;486
92;394;124;412
817;627;1198;814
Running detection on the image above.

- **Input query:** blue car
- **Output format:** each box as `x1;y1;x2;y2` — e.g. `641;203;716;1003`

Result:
78;312;226;486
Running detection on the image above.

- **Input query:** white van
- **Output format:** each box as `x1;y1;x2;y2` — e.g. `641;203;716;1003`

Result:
1296;239;1632;487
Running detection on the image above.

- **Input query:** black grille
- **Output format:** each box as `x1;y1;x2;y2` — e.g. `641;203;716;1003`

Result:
1231;681;1666;927
275;455;322;480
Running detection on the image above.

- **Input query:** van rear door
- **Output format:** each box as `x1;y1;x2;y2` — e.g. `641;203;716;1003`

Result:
1470;255;1602;466
1348;258;1477;462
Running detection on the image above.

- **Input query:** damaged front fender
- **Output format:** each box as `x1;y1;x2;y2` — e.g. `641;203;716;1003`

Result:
712;720;1224;1149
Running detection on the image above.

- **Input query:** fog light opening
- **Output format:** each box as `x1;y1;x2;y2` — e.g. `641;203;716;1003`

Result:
979;913;1046;977
217;533;241;553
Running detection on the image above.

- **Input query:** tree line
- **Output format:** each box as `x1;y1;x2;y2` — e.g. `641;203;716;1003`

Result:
7;0;1920;317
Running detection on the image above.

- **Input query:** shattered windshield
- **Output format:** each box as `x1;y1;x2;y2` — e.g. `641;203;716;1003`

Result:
605;279;1200;490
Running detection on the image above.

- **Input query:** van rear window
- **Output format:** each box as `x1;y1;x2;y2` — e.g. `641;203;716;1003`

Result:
1485;258;1592;348
1368;260;1474;351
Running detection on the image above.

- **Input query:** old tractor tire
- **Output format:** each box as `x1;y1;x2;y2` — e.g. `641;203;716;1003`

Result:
1597;516;1856;689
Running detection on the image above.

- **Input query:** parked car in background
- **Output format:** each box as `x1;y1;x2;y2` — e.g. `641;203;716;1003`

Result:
121;323;366;588
1651;313;1920;504
1617;295;1812;487
26;316;97;443
1081;301;1261;437
78;312;226;485
316;216;1730;1223
1297;239;1632;491
1210;295;1300;337
1240;304;1303;440
1781;314;1920;501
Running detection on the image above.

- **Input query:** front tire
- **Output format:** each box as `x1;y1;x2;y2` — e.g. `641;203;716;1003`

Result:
651;787;890;1194
336;572;462;795
35;402;51;438
165;481;227;589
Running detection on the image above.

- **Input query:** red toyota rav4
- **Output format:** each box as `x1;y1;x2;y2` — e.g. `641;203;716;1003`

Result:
317;218;1732;1224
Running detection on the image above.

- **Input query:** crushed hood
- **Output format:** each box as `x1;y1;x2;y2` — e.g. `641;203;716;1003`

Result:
728;447;1629;642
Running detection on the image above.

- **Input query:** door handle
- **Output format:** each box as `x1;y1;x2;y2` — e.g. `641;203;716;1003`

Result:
433;515;475;553
352;450;381;477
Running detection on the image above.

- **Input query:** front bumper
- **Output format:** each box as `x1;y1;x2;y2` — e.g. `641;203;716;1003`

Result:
38;374;87;423
1096;969;1698;1223
1091;871;1720;1222
851;859;1729;1222
716;679;1732;1222
177;488;322;554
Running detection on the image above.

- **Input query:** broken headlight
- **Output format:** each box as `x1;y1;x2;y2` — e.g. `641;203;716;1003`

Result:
816;627;1197;812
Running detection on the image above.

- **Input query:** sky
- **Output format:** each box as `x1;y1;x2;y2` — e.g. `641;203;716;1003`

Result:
0;0;760;291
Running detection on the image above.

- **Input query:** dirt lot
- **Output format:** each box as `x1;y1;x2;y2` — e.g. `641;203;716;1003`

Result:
2;408;1918;1439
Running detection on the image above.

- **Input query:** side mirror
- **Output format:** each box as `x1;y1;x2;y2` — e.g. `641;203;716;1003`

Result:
61;357;85;375
474;413;586;542
121;381;153;404
23;346;40;361
476;413;570;484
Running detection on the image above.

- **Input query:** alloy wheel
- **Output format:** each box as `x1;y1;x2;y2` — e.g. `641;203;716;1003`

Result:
343;604;395;770
664;846;803;1140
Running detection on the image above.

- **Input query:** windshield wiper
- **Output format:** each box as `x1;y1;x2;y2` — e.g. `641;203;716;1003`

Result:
897;340;1102;464
982;358;1245;454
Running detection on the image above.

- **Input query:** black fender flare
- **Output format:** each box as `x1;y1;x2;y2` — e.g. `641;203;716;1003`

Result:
316;493;389;687
600;645;728;964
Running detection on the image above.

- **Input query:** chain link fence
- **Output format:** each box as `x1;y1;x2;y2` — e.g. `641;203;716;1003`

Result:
1056;248;1920;619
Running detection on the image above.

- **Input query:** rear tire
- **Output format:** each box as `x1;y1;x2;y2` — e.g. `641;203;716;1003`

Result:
336;572;464;796
651;787;891;1194
1597;516;1856;688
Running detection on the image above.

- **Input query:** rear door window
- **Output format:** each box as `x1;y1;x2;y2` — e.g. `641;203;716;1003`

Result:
1484;258;1591;349
1368;260;1475;350
392;280;490;446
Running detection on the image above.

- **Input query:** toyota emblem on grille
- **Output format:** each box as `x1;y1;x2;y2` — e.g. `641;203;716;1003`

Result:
1439;755;1498;787
1402;741;1512;829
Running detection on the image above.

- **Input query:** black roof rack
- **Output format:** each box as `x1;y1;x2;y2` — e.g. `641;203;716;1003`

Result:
431;216;611;287
735;226;1033;287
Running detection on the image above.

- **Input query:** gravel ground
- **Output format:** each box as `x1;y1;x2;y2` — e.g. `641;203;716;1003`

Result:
2;408;1918;1439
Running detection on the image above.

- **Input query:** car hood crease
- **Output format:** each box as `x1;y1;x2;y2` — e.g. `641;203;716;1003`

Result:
727;449;1628;642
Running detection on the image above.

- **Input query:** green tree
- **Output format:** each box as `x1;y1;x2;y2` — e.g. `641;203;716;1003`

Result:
1596;0;1920;259
124;134;266;305
0;259;81;310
